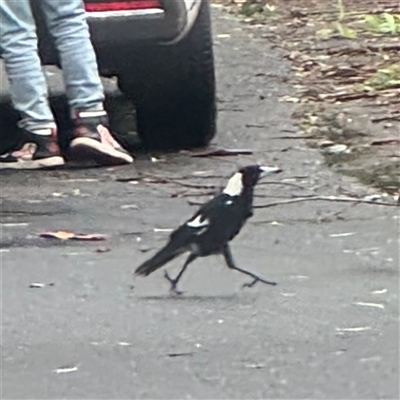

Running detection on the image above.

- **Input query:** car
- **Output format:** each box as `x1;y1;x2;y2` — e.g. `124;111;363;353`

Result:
32;0;217;150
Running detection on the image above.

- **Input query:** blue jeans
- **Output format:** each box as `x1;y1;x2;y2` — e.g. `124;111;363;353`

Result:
0;0;105;132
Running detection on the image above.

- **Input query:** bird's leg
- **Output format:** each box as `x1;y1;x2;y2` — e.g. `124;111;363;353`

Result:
222;245;277;288
164;253;197;294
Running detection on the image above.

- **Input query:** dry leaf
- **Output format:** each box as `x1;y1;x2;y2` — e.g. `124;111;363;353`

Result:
96;247;111;253
245;363;266;369
329;232;356;237
39;231;107;241
39;231;75;240
370;137;400;146
166;352;193;358
372;288;387;294
0;222;29;227
53;365;79;374
353;302;385;309
29;282;55;288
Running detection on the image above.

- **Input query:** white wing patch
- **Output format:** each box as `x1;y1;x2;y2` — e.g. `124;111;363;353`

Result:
223;172;243;196
187;214;210;229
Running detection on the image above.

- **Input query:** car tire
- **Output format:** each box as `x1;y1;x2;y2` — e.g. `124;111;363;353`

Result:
117;0;216;150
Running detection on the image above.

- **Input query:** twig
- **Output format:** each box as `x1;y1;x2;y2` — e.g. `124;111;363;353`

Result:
254;196;398;208
172;181;217;190
118;174;219;190
190;148;253;157
258;181;311;190
245;123;267;128
255;194;316;199
172;190;216;198
269;135;316;139
188;200;207;206
370;115;400;123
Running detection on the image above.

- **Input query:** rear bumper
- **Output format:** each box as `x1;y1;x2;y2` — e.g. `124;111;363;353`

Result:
87;2;184;45
37;0;202;69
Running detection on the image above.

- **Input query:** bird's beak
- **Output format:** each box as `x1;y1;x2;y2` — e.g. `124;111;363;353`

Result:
260;166;282;176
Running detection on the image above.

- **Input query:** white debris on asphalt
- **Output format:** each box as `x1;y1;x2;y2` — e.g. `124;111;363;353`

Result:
353;302;385;309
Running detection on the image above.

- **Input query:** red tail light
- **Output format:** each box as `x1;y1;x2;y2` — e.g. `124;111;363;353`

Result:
85;1;162;12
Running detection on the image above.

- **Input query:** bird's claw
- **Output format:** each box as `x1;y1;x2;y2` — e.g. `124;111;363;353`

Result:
164;271;184;295
242;277;277;288
242;278;259;288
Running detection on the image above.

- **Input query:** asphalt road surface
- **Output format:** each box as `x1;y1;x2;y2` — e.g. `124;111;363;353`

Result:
1;7;399;399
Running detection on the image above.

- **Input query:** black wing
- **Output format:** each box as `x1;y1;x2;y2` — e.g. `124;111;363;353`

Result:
169;193;252;255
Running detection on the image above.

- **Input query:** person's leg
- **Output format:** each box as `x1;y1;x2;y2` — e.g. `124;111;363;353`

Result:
0;0;64;169
40;0;133;165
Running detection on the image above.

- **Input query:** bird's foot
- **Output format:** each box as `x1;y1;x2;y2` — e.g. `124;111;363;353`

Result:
242;276;277;288
164;271;184;295
242;278;259;288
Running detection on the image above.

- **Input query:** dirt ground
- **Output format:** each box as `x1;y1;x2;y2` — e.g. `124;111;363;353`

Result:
215;0;400;196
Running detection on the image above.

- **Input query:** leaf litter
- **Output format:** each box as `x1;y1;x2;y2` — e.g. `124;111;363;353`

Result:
217;0;400;195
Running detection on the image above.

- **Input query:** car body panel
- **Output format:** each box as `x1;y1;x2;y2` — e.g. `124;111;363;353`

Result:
33;0;204;75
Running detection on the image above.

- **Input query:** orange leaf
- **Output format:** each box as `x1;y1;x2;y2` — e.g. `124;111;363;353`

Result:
39;231;107;241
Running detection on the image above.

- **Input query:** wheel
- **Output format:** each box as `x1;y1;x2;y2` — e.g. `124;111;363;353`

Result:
118;0;216;150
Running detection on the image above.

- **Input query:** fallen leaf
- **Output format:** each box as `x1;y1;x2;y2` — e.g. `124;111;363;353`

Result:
166;352;193;358
370;137;400;146
372;288;387;294
324;144;349;154
335;326;372;333
29;282;55;288
290;275;309;280
280;292;296;297
139;246;152;253
120;204;139;210
279;96;300;103
329;232;356;238
190;147;253;157
364;194;382;202
360;356;382;363
39;231;107;241
316;27;334;39
53;365;79;374
150;156;165;163
244;363;266;369
39;231;75;240
353;301;385;309
0;222;29;227
72;233;108;241
96;247;111;253
336;22;357;39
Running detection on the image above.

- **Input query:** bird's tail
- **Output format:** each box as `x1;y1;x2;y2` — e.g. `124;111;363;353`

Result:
135;242;183;276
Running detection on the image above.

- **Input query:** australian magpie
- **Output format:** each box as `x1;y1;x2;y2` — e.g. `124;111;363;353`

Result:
134;164;282;293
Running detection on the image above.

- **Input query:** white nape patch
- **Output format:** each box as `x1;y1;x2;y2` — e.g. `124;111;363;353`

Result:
187;214;209;228
225;200;233;205
223;172;243;196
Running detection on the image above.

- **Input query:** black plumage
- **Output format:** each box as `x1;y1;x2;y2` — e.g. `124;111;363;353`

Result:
134;164;282;293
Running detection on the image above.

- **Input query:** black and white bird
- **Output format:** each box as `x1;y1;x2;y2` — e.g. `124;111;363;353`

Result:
134;164;282;293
